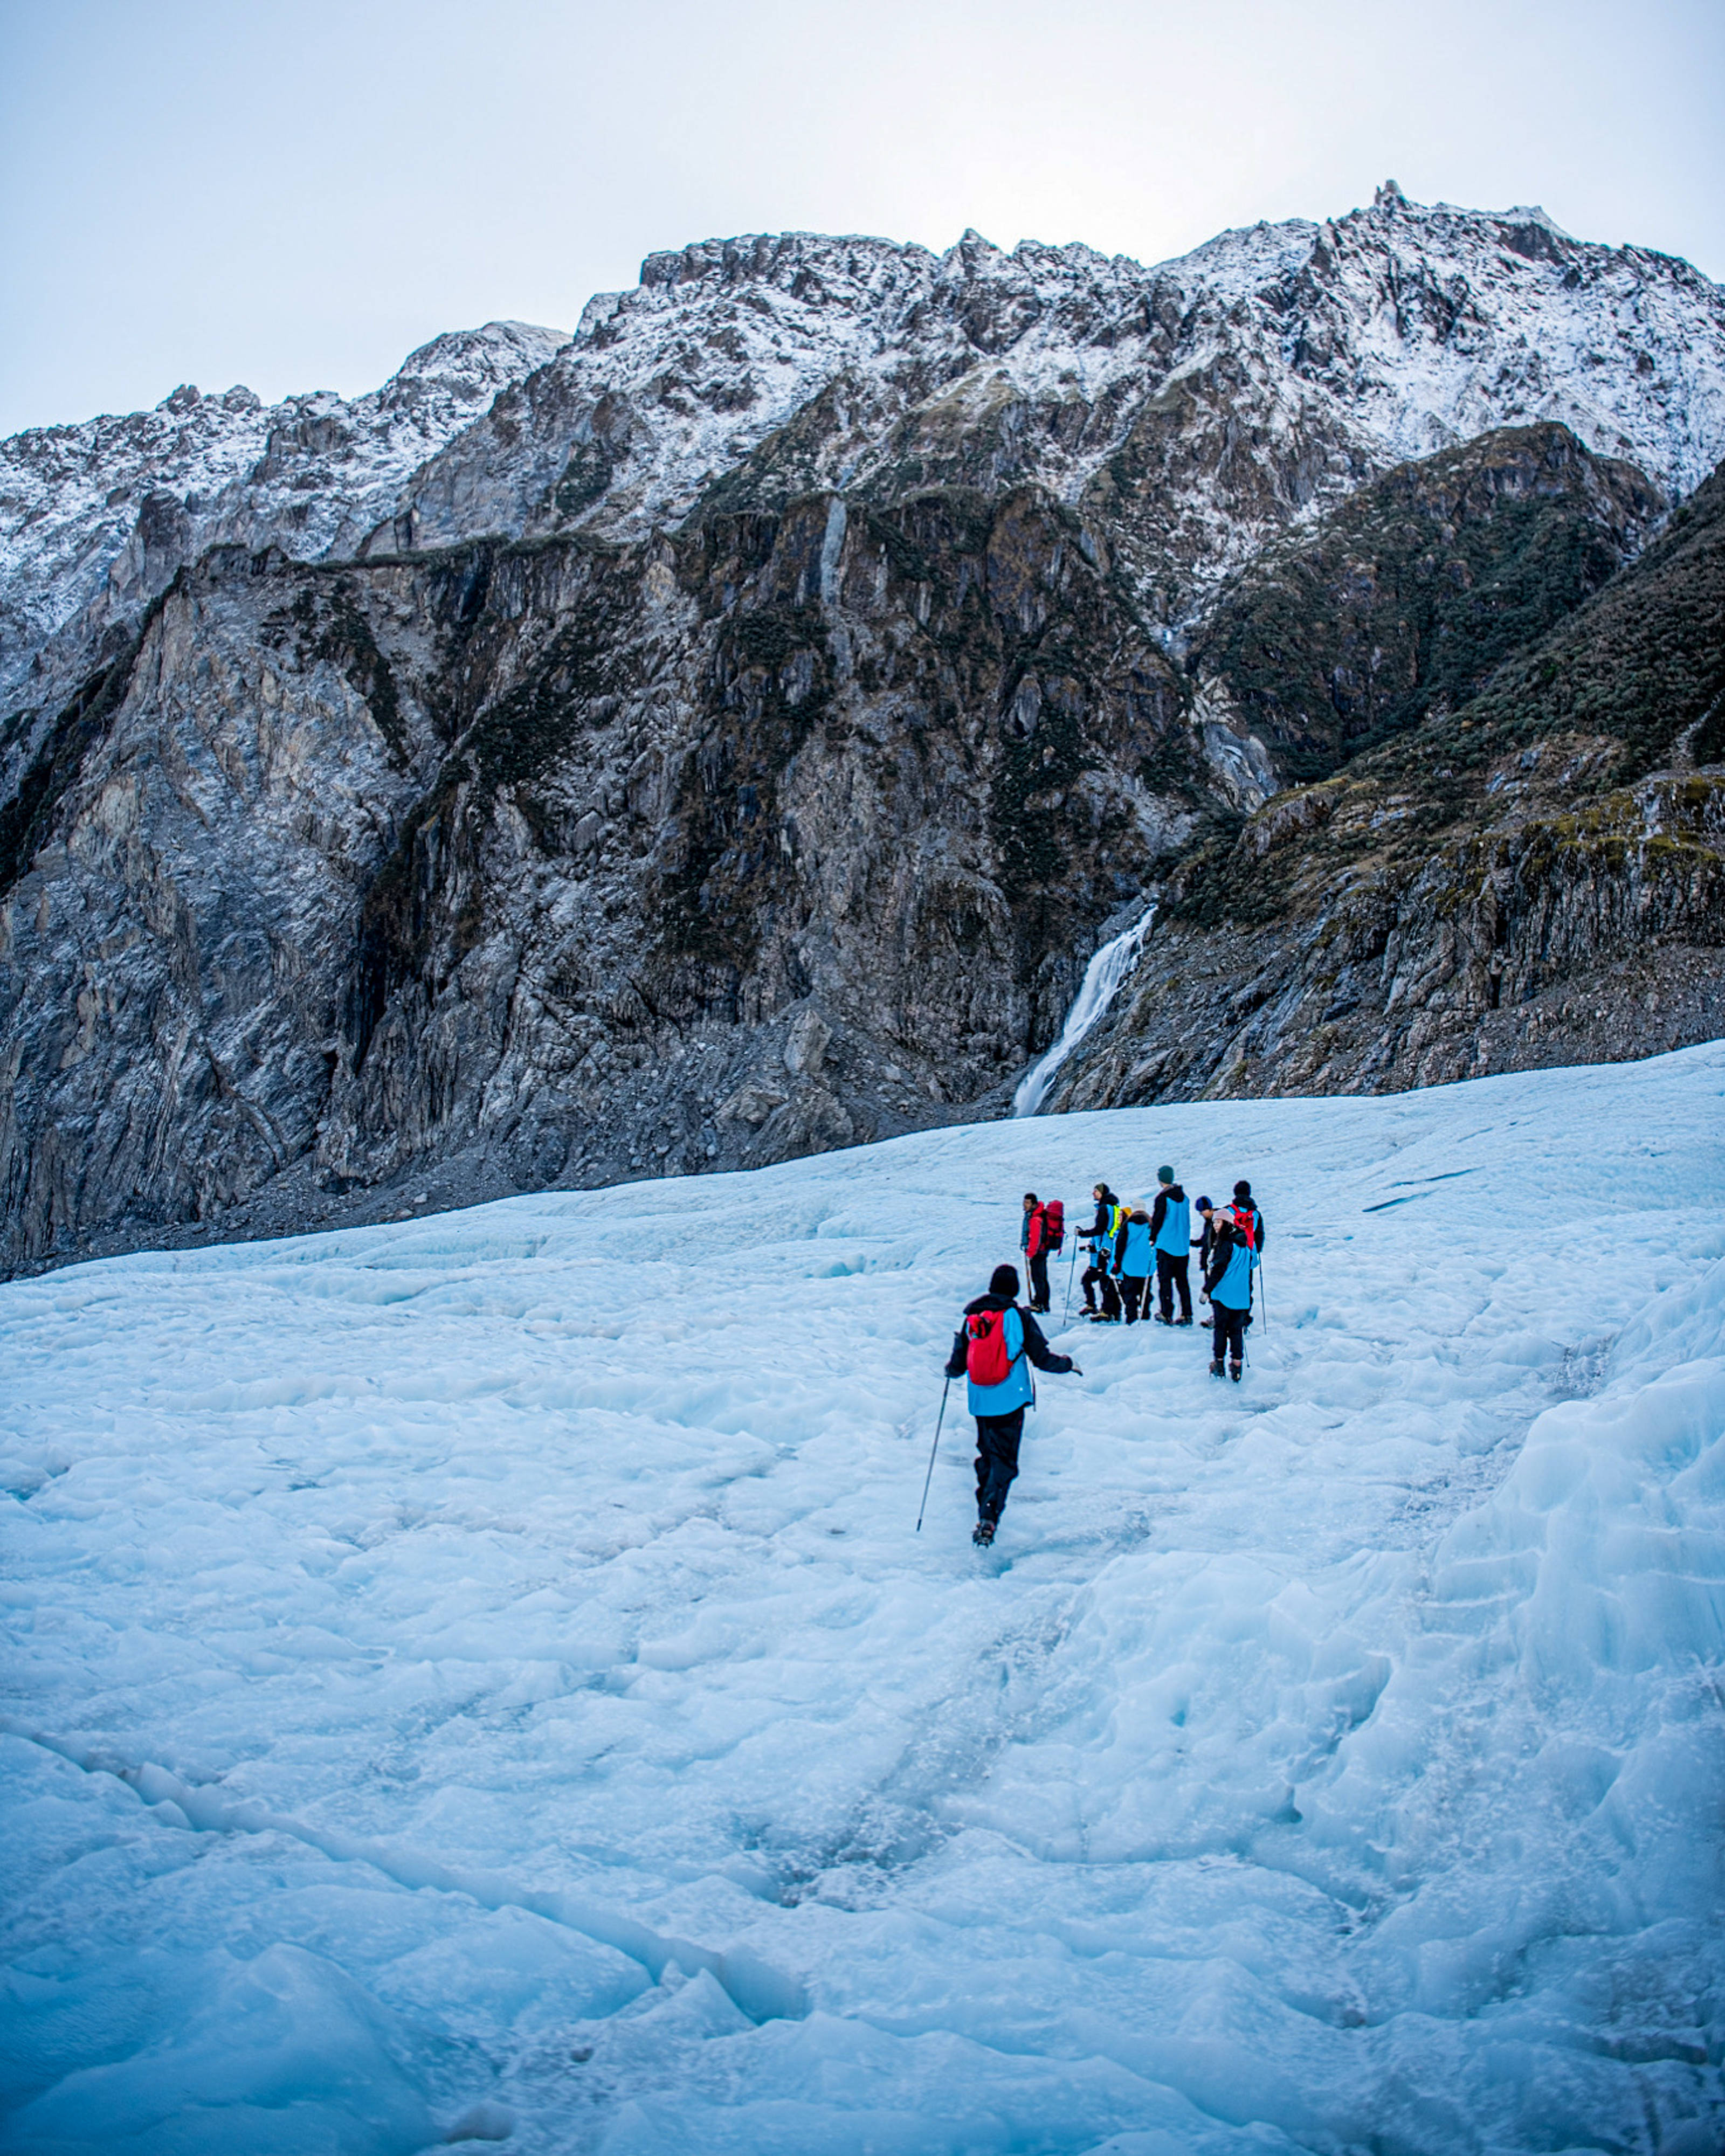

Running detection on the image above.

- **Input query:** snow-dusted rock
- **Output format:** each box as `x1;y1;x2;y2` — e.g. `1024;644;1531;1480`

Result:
388;194;1725;615
0;320;566;709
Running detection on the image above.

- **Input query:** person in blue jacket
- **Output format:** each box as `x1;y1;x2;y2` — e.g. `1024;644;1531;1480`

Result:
1110;1203;1155;1323
1199;1201;1258;1381
943;1263;1080;1545
1148;1166;1193;1325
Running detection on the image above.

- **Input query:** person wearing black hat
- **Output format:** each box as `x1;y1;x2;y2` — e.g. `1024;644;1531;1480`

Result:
1229;1180;1266;1328
1079;1183;1123;1322
1148;1164;1193;1325
943;1262;1081;1545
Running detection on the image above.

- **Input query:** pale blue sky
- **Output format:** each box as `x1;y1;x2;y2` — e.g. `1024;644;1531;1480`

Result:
2;0;1721;434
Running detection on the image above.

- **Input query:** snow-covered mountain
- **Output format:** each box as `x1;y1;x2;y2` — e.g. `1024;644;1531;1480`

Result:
390;186;1725;618
3;1049;1721;2149
2;189;1723;1275
6;186;1724;716
0;320;566;707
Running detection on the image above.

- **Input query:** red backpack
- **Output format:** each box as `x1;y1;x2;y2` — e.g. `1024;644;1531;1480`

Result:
966;1307;1019;1387
1041;1199;1065;1251
1229;1204;1257;1252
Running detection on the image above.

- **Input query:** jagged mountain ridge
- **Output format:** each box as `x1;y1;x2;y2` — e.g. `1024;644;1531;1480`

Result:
0;320;567;715
386;192;1725;618
2;190;1724;1273
8;188;1724;727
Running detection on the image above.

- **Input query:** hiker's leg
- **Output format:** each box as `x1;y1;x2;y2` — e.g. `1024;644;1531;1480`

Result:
979;1410;1024;1523
1172;1256;1192;1321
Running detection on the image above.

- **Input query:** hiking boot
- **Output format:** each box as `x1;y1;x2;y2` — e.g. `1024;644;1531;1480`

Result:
1230;1361;1243;1383
1153;1312;1172;1326
972;1520;996;1547
1209;1358;1225;1379
1175;1315;1193;1327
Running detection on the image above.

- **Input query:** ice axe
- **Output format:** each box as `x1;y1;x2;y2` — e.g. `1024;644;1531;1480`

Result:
915;1377;951;1532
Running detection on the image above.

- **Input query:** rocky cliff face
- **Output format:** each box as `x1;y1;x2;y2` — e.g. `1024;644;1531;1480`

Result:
2;190;1724;1271
1046;454;1725;1115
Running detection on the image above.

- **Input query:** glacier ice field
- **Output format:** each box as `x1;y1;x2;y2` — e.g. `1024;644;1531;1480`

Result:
2;1046;1723;2155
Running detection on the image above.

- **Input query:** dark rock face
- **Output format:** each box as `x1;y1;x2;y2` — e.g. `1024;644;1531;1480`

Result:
0;491;1188;1270
1192;425;1666;783
3;198;1724;1273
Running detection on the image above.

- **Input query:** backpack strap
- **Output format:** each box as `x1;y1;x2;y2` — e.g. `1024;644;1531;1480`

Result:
1003;1306;1025;1364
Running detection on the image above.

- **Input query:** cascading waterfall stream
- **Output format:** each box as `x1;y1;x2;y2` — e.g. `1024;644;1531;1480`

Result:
1012;903;1157;1118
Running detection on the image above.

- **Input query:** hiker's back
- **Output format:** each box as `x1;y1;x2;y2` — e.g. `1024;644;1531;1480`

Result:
964;1302;1032;1415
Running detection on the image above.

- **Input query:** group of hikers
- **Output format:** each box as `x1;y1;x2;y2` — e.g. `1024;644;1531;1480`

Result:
937;1170;1265;1547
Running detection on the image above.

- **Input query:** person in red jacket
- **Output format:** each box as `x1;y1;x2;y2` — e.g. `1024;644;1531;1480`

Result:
1020;1192;1060;1314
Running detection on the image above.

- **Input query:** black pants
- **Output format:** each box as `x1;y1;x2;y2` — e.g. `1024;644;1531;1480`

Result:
974;1409;1025;1524
1120;1274;1149;1323
1156;1252;1192;1322
1082;1263;1120;1317
1211;1302;1247;1365
1027;1249;1051;1311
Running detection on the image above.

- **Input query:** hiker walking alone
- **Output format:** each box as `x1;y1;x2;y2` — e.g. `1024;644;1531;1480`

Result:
1020;1192;1064;1315
1149;1166;1192;1325
943;1263;1080;1546
1198;1198;1258;1382
1112;1200;1154;1323
1080;1184;1123;1321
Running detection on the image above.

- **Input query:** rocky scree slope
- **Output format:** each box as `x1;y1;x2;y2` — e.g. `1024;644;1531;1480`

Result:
2;190;1724;1270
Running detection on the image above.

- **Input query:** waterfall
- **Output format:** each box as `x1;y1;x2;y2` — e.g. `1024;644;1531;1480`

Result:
1012;903;1157;1119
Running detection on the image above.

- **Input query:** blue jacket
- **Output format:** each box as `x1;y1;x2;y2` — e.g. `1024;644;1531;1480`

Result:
1150;1187;1190;1256
1205;1222;1258;1310
945;1295;1074;1416
1114;1215;1153;1279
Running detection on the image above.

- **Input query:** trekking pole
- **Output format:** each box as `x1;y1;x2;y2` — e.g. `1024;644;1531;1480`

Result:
1062;1235;1080;1326
915;1378;951;1532
1258;1263;1268;1331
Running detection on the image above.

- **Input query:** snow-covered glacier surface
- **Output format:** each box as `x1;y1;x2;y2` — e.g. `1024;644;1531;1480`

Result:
2;1048;1722;2154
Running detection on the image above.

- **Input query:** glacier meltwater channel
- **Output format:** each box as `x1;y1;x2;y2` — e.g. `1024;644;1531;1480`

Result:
2;1046;1722;2153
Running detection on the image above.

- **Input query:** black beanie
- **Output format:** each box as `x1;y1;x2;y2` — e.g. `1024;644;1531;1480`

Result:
1233;1180;1252;1201
989;1263;1020;1298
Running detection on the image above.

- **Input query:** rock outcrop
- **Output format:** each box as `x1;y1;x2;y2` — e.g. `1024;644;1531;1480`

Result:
1046;454;1725;1112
